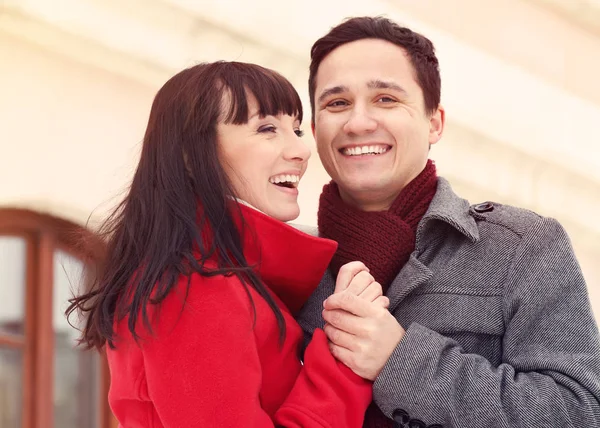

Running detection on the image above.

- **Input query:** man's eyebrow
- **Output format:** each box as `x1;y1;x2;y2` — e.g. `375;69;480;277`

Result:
367;79;408;95
317;85;349;104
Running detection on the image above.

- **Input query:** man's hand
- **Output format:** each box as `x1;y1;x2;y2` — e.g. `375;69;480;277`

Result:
322;292;405;381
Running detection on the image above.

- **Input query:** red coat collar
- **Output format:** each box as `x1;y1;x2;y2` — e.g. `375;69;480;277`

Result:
236;203;337;314
197;203;337;314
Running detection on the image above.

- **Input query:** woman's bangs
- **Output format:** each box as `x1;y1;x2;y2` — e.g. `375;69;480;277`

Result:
219;63;303;125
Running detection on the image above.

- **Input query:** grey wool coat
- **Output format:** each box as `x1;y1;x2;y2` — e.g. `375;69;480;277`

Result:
296;177;600;428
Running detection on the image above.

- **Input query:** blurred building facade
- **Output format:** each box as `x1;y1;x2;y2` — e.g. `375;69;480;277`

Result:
1;0;600;426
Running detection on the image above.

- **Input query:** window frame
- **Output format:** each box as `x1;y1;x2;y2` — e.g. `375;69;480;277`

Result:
0;208;114;428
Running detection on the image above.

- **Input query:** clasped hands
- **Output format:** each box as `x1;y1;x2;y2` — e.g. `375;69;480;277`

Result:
322;261;405;381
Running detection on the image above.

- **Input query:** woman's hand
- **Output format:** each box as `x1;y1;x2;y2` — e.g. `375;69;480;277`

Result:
334;261;388;308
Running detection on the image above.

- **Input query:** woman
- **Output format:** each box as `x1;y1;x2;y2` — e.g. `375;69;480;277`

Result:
67;61;386;427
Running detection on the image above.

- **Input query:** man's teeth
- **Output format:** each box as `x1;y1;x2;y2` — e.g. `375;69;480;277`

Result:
341;145;389;156
269;174;300;186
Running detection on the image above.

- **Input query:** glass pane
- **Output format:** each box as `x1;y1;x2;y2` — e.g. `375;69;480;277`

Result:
53;250;99;428
0;347;22;428
0;236;26;336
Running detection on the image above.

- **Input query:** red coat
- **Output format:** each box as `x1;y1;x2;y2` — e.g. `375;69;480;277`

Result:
107;204;372;427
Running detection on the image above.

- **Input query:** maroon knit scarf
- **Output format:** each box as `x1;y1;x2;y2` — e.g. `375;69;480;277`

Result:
318;159;438;291
317;160;438;427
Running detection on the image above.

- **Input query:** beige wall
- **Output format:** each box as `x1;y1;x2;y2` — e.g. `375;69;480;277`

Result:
0;0;599;320
0;35;153;225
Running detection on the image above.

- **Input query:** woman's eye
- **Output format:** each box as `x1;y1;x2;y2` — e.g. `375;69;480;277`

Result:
258;125;277;133
294;129;304;137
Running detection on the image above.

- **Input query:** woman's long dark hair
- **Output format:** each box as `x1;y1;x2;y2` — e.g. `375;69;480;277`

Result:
67;61;304;350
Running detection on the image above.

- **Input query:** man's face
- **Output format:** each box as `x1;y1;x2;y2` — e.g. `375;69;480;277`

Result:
312;38;444;211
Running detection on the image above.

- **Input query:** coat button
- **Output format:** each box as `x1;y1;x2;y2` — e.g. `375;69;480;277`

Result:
392;409;410;424
473;201;494;213
408;419;426;428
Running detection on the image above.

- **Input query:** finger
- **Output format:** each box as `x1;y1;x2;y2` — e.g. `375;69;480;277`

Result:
328;342;355;370
357;281;383;302
345;270;375;297
322;308;367;335
323;323;358;351
324;291;378;317
335;261;369;294
373;296;390;309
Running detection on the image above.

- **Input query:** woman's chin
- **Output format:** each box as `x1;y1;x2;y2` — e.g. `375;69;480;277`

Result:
267;205;300;223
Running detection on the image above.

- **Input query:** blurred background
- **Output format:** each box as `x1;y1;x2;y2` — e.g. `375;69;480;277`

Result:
1;0;599;427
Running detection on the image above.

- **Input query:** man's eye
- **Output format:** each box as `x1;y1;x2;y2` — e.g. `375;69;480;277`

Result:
327;100;348;107
258;125;277;133
377;96;396;103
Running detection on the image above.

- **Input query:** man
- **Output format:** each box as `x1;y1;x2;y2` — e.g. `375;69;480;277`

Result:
297;16;600;428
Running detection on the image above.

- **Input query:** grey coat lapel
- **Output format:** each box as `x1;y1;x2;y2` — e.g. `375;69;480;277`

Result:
386;254;433;313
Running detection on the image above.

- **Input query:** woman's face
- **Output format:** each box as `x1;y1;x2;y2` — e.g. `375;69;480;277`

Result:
217;93;311;222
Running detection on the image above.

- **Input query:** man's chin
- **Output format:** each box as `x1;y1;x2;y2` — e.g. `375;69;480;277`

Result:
337;179;389;195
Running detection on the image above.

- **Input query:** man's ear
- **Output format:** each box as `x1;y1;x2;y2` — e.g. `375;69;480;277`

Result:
428;105;445;146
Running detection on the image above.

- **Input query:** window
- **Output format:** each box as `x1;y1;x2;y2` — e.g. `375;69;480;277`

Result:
0;209;115;428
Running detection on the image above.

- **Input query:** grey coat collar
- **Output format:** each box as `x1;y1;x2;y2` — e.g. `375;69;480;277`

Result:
416;177;479;248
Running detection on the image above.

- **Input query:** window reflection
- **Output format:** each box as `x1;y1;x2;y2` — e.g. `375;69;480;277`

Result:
0;348;22;428
53;250;99;428
0;237;26;336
